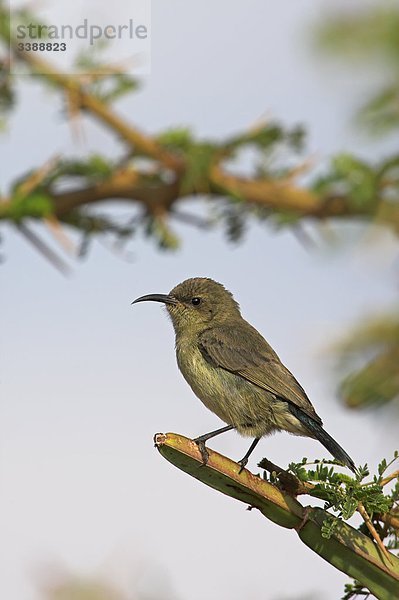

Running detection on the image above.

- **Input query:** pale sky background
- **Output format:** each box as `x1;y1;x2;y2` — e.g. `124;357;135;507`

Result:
1;1;399;599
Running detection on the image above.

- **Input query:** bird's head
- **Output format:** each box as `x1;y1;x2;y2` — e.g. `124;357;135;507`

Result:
132;277;241;334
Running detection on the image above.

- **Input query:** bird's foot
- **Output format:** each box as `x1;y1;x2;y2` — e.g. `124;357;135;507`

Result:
193;438;209;465
237;457;248;475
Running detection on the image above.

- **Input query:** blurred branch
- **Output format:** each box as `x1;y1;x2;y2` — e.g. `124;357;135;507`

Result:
155;433;399;599
1;3;399;266
14;51;183;172
15;222;70;275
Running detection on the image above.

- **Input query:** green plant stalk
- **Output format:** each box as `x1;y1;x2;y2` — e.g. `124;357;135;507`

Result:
154;432;399;600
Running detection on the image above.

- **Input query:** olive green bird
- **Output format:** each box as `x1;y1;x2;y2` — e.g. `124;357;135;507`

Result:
133;277;356;473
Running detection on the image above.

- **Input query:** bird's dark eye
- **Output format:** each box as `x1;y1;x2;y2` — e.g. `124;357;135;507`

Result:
191;297;201;306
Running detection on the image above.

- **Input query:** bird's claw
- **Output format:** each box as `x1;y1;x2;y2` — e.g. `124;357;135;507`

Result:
193;438;209;465
238;457;248;474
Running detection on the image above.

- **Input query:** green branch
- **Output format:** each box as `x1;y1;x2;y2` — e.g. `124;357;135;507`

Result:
155;432;399;600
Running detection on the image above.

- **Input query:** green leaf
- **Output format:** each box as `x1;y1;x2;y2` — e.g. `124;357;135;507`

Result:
8;192;53;220
144;215;180;251
378;458;388;476
157;128;193;152
180;143;218;194
342;497;358;520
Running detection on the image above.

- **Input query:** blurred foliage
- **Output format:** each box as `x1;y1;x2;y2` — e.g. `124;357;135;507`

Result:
1;0;399;255
315;4;399;136
0;59;14;128
312;152;399;211
43;578;123;600
313;3;399;415
334;312;399;410
39;563;179;600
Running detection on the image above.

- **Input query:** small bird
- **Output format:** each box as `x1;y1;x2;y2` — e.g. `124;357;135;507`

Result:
133;277;356;473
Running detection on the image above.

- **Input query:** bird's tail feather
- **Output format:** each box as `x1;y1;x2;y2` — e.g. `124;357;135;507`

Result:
288;404;357;474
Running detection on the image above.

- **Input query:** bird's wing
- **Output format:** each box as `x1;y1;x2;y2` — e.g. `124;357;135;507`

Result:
198;323;322;425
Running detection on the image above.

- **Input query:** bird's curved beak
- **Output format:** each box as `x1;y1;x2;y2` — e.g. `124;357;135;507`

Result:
131;293;178;306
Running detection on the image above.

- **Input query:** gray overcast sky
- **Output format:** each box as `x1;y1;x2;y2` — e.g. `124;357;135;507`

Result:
1;1;398;599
